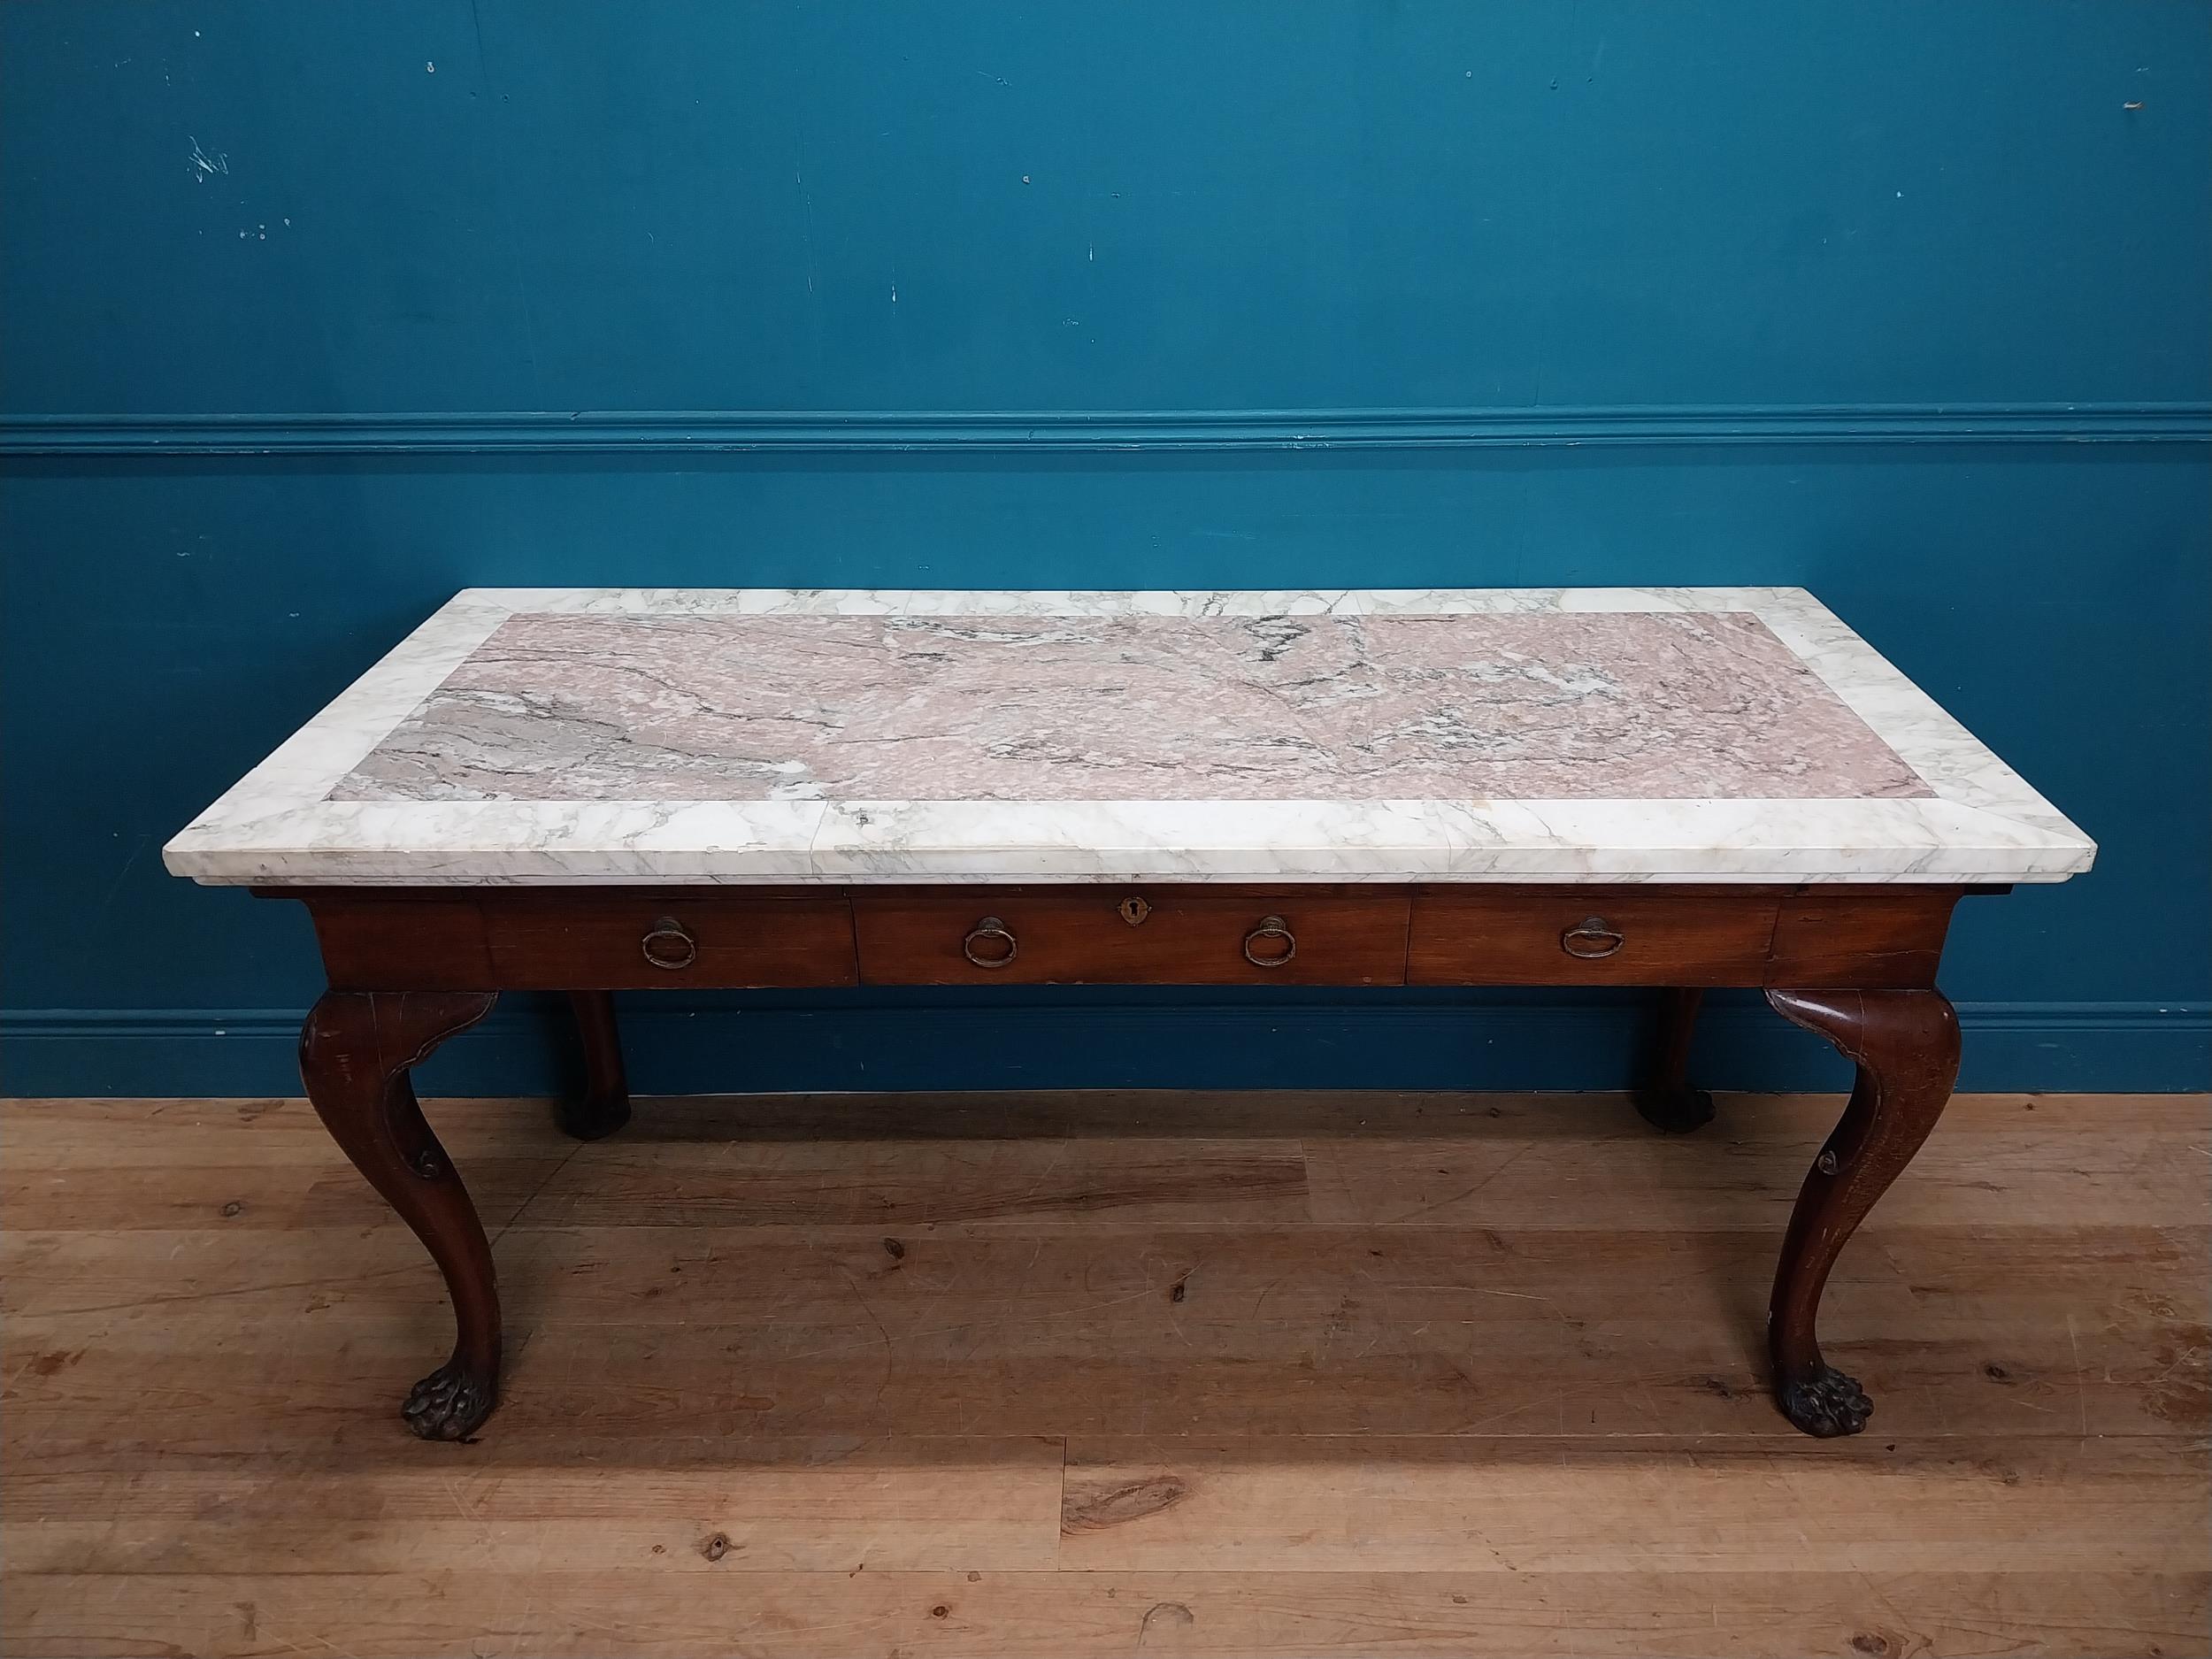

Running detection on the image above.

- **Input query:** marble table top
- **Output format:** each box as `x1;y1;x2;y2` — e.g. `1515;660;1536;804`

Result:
163;588;2094;887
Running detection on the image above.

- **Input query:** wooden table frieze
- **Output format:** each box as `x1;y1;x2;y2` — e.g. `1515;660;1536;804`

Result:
167;588;2094;1443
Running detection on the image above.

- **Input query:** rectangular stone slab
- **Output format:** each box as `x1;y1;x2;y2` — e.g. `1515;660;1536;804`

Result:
162;588;2095;886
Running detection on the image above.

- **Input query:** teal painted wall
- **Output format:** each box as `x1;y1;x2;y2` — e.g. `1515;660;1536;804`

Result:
4;1;2207;1094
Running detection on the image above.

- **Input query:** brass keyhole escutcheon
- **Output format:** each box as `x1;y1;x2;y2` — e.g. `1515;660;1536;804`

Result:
1118;895;1152;926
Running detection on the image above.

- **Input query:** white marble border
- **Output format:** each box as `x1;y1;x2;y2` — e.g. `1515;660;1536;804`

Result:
162;588;2096;887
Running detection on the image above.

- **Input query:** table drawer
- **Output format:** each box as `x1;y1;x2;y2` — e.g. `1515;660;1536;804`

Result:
853;887;1410;986
482;892;856;989
1408;887;1784;985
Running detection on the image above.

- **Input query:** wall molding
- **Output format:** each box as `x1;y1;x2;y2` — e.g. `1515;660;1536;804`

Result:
6;999;2203;1096
4;403;2208;457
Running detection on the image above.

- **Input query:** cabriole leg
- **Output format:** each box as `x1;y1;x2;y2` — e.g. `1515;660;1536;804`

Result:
299;989;502;1440
558;990;632;1141
1633;986;1716;1133
1763;987;1961;1437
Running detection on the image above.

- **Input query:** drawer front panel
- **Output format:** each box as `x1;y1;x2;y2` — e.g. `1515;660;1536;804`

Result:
1408;887;1785;985
483;893;856;989
853;887;1410;986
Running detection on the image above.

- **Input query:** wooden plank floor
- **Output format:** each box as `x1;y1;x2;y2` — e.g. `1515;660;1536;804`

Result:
4;1088;2206;1658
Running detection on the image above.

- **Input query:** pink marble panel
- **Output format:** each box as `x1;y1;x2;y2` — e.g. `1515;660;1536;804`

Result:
329;611;1935;803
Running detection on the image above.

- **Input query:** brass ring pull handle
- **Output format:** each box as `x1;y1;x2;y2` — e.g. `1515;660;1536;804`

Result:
1560;916;1625;959
1242;914;1296;968
963;916;1018;969
641;916;698;971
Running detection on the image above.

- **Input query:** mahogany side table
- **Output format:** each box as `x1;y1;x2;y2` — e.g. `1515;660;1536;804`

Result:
165;588;2094;1441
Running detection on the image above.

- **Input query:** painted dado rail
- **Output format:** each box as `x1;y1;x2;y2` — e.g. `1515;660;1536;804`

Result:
4;403;2208;455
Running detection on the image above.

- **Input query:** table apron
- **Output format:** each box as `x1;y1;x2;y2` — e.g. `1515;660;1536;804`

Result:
267;882;1964;993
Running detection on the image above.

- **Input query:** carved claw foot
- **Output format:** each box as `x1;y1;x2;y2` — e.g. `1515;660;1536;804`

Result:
402;1358;495;1441
1776;1363;1873;1438
1633;1086;1716;1135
